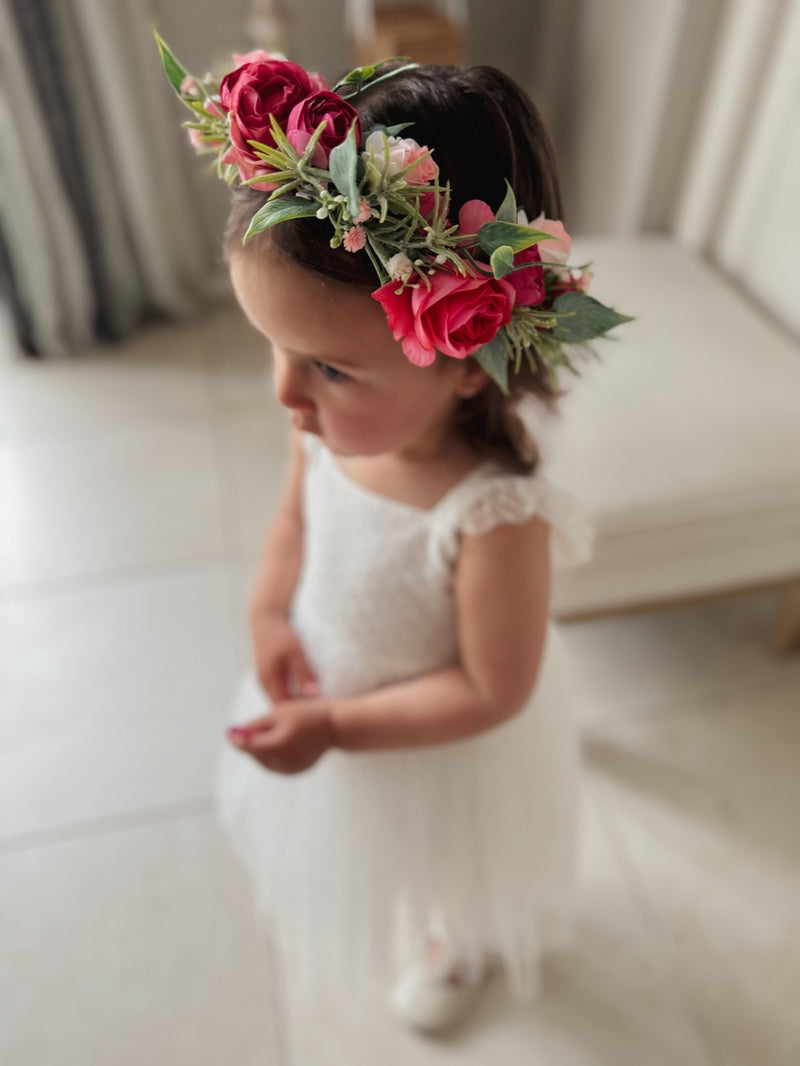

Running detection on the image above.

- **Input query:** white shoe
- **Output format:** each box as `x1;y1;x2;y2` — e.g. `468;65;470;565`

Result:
389;954;492;1034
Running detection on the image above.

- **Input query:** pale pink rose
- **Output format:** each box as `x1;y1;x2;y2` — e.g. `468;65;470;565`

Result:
363;132;439;183
373;270;516;366
530;213;572;264
343;226;367;252
550;269;593;297
458;200;494;236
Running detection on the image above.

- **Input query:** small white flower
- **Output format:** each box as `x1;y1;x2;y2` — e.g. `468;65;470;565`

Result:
387;253;414;281
316;206;329;219
435;254;447;265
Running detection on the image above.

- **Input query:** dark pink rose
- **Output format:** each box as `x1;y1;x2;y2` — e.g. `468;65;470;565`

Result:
373;271;516;366
230;50;328;87
509;245;545;306
219;59;324;188
417;191;438;220
286;91;361;167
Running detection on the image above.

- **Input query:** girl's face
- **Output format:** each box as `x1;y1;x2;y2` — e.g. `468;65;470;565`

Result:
230;251;486;460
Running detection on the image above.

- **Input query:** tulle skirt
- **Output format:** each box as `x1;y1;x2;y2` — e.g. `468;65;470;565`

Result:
216;625;581;1001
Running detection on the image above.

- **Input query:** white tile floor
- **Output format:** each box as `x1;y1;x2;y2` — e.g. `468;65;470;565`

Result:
1;304;798;1065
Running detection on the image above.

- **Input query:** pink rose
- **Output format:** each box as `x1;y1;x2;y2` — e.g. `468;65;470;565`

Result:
219;59;323;188
458;200;494;236
363;132;439;183
286;91;361;167
373;271;516;366
530;214;572;264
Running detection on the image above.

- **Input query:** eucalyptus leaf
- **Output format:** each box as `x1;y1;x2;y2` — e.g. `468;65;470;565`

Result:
367;122;414;138
490;245;515;278
474;334;509;394
244;196;319;241
154;30;190;97
495;181;517;224
551;292;634;342
329;123;360;215
478;222;553;255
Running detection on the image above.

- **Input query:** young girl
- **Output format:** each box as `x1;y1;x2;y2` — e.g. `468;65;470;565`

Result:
158;40;627;1033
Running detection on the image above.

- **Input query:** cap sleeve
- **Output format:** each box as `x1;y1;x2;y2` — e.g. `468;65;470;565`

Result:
433;467;593;569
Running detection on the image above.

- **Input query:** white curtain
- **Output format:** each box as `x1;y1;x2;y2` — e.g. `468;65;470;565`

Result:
0;0;223;357
526;0;799;337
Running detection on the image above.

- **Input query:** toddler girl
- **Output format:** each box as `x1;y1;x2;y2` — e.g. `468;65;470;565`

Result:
158;38;628;1034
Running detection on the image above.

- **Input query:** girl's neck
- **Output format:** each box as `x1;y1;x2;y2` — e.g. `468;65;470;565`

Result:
334;434;482;511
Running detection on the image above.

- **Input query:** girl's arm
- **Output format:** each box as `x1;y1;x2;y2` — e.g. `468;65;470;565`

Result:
327;515;552;750
248;428;316;700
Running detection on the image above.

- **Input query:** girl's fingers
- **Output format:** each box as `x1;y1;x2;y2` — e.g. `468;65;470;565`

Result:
289;648;319;697
227;711;277;745
260;662;290;702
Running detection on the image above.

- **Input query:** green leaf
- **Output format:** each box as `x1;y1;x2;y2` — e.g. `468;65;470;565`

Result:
478;222;553;256
551;292;634;342
328;122;360;215
153;29;190;96
244;196;319;241
367;122;414;138
495;181;517;224
474;334;509;394
490;245;515;278
334;60;419;97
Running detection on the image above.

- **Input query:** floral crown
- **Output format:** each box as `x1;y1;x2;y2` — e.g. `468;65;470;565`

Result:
156;33;631;392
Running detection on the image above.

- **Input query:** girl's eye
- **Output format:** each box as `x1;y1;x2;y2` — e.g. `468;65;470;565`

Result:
313;361;351;383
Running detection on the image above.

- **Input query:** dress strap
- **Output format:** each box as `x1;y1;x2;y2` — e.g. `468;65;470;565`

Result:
432;466;593;569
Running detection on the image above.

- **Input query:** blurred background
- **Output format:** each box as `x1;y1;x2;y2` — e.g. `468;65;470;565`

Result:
1;2;799;1065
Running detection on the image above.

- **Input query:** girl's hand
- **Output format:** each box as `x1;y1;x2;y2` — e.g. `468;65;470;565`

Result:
250;610;318;702
227;699;337;775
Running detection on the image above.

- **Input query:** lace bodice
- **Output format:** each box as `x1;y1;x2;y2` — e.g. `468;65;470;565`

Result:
290;435;591;700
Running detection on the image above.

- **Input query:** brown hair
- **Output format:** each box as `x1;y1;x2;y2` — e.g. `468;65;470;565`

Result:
225;64;564;474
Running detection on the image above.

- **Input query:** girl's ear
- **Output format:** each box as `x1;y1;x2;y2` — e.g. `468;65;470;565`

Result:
453;358;491;399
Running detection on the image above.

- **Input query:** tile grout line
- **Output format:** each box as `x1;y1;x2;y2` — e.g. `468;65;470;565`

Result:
0;796;215;857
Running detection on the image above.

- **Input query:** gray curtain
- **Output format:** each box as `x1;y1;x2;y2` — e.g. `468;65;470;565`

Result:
0;0;224;357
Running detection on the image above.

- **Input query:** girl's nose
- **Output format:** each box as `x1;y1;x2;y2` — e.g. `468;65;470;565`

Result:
273;354;314;412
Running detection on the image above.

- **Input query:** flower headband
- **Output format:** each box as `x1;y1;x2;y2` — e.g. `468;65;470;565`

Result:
156;33;631;392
